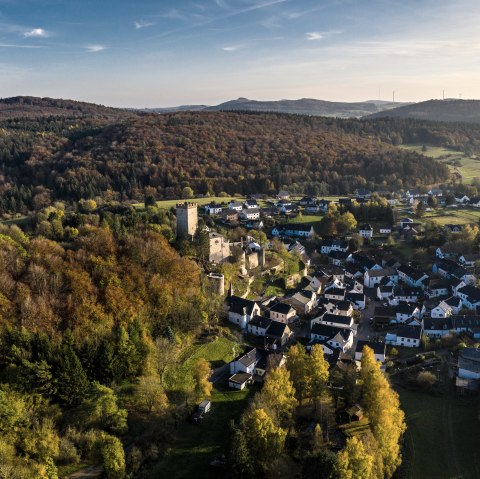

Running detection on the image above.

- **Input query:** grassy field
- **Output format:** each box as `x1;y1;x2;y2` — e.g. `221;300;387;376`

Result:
398;387;480;479
133;196;243;210
421;207;480;225
149;384;254;478
151;335;252;478
401;144;480;184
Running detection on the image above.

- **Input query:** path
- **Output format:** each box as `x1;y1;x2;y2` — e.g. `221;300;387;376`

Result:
65;465;102;479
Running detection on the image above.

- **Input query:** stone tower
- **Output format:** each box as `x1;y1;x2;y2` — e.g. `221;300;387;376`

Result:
176;202;198;238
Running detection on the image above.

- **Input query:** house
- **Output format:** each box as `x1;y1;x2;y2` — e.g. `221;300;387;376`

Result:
455;193;470;204
247;315;272;336
355;188;372;199
435;246;457;260
355;340;386;363
288;290;317;314
228;296;261;329
222;210;238;222
239;208;260;220
244;199;259;209
431;302;453;318
373;305;396;329
205;203;223;215
228;372;253;390
358;224;374;239
379;226;392;234
268;302;296;324
277;190;290;200
459;254;478;268
328;250;350;266
319;313;355;330
280;204;298;215
320;239;349;255
387;325;422;347
395;302;421;323
318;199;331;212
397;264;429;288
451;315;480;337
346;291;366;310
457;285;480;310
451;278;467;297
469;197;480;208
228;201;244;211
265;321;293;348
390;284;423;304
444;224;463;233
443;296;463;314
299;196;316;206
423;317;454;337
377;285;394;300
310;324;354;352
272;224;315;239
364;268;398;288
229;347;262;375
425;278;450;299
324;287;346;301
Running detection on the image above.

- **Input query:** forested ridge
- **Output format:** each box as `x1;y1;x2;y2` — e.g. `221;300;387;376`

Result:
0;97;462;214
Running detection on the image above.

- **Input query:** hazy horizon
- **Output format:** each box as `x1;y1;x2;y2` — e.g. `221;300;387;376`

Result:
1;0;480;108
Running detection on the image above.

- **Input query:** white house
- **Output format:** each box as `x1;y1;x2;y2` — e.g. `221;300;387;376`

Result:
431;302;453;318
318;313;355;330
397;264;429;288
320;239;349;255
269;302;296;324
229;347;261;375
244;199;259;209
390;325;422;348
355;340;386;363
379;226;392;234
228;201;244;211
239;208;260;220
358;224;374;239
247;316;272;336
364;268;398;288
457;285;480;310
310;324;354;353
423;317;454;338
205;203;223;215
289;290;317;314
228;297;261;329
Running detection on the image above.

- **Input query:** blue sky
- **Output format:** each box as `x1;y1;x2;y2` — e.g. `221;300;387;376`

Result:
1;0;479;107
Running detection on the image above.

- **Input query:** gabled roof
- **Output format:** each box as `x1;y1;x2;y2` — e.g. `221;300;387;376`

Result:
424;317;454;331
229;296;258;316
270;301;295;315
396;325;422;340
322;313;352;326
366;268;398;278
355;340;386;356
458;285;480;302
397;264;428;281
359;223;373;231
266;320;290;338
233;347;262;367
248;315;272;329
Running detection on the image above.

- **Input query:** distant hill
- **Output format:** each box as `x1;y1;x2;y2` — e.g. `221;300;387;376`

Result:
366;99;480;123
0;96;135;121
138;105;209;113
204;97;408;118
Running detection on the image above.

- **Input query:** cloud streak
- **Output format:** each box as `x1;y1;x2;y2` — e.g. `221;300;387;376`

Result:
306;32;323;41
134;20;155;30
85;44;106;53
24;28;49;38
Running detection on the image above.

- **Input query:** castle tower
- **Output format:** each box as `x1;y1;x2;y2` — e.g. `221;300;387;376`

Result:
176;202;198;238
207;272;225;295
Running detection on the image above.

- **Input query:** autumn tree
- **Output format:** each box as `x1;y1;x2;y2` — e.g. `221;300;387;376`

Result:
193;358;212;399
338;436;376;479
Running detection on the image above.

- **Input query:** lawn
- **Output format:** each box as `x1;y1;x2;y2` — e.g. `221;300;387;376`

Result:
148;384;254;479
132;196;243;210
401;144;480;184
398;387;480;479
422;207;480;225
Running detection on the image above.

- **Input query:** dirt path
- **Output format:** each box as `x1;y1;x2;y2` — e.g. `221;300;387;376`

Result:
65;465;102;479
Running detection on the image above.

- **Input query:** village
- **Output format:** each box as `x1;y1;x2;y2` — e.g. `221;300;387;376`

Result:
176;188;480;404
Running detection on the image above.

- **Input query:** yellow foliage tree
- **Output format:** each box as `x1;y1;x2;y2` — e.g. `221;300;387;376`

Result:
360;346;406;478
338;436;376;479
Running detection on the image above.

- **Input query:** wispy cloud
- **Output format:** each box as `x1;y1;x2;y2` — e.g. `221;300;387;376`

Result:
222;44;244;51
134;20;155;30
305;32;324;41
0;43;44;49
85;44;106;53
24;28;49;38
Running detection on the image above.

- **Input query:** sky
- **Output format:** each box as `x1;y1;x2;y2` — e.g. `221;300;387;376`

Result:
1;0;480;107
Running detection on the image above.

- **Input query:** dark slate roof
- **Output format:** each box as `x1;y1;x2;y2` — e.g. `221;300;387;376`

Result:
451;315;480;329
359;223;373;231
458;285;480;302
229;372;252;384
444;296;462;307
325;288;346;297
396;325;422;340
346;292;365;302
397;264;428;281
248;315;272;329
395;302;418;315
355;340;386;356
311;323;348;339
374;305;396;318
322;313;352;326
233;347;262;367
270;301;295;315
266;320;289;338
423;317;454;331
229;296;258;316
